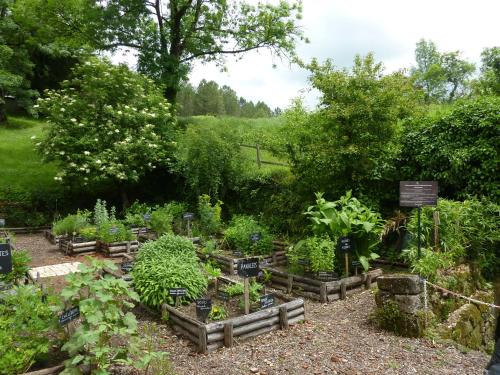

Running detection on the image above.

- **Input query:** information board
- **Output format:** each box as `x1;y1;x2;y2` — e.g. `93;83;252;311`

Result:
399;181;438;207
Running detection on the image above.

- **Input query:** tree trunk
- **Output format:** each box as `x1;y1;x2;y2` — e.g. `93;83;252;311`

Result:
0;101;7;124
118;183;129;210
164;85;178;105
495;277;500;340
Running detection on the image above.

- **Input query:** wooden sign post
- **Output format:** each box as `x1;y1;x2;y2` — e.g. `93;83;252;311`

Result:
338;237;353;277
237;258;259;314
169;288;187;307
400;181;438;259
183;212;194;238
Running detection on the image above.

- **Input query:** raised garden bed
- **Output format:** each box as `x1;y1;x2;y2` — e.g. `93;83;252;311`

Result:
263;267;383;303
44;230;67;245
59;238;98;255
99;240;139;257
130;227;149;236
162;276;305;353
196;240;288;275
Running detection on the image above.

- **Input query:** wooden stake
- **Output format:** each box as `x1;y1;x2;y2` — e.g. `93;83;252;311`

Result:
433;210;440;252
256;144;262;168
344;253;349;277
244;277;250;315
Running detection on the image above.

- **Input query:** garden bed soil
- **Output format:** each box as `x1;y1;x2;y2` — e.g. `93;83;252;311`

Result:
264;265;383;303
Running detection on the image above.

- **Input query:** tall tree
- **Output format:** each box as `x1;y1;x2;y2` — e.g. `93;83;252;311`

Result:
474;47;500;96
177;82;196;116
46;0;305;103
195;79;224;115
220;85;240;116
412;39;474;102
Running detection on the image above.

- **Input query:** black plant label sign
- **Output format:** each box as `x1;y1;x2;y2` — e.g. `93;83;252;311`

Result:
183;212;194;220
169;288;187;297
0;218;5;227
260;294;275;309
196;298;212;321
217;290;229;301
250;232;261;243
143;213;151;222
59;306;80;325
338;236;354;254
317;271;338;282
121;262;134;273
237;258;259;278
232;249;244;257
352;261;362;268
0;243;12;275
298;258;310;266
109;227;119;235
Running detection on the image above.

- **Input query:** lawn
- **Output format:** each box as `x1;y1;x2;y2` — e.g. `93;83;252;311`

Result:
0;116;59;197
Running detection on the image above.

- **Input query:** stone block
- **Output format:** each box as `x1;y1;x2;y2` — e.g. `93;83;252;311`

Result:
377;274;422;295
394;294;422;314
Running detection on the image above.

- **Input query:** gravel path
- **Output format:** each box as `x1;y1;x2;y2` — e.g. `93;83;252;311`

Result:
14;233;491;375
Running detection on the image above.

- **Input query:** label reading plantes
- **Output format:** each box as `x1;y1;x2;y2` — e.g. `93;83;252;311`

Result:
59;306;80;325
399;181;438;207
250;232;261;243
169;288;187;297
237;258;259;277
0;219;5;227
232;249;244;257
217;290;229;301
0;243;12;274
183;212;194;220
317;271;338;282
338;237;353;254
109;227;119;234
196;298;212;321
260;294;275;309
121;262;134;273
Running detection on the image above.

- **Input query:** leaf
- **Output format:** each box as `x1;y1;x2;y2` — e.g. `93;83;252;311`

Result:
358;256;369;271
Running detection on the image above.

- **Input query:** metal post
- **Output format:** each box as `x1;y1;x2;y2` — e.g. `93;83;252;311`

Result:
417;206;421;259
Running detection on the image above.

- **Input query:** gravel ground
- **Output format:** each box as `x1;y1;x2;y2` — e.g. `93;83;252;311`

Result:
15;233;491;375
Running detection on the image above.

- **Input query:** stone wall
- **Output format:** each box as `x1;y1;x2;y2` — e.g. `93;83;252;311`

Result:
374;274;431;338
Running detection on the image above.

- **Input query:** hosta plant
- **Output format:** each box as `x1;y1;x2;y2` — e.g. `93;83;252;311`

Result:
304;191;383;271
132;234;208;308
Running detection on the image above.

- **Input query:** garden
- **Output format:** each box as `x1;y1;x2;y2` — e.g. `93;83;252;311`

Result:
1;0;499;374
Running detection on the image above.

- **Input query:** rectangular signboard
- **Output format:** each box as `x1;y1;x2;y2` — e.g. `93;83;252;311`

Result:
196;298;212;321
400;181;438;207
237;258;259;278
59;306;80;325
338;236;354;254
260;294;275;309
120;261;134;273
0;243;12;274
183;212;194;220
169;288;187;297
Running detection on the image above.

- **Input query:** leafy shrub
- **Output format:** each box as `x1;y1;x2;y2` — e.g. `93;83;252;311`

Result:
132;234;208;308
287;236;336;274
96;221;133;243
52;211;90;235
124;201;152;228
61;258;142;374
0;285;60;375
304;191;382;270
149;207;173;235
198;194;223;236
224;215;274;256
0;250;31;284
94;199;111;227
79;226;97;241
224;283;244;297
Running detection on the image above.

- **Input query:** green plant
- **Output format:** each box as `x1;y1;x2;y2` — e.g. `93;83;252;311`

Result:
208;305;227;321
304;191;382;271
203;261;221;281
224;215;274;256
132;234;208;308
224;283;244;297
135;323;173;375
201;239;219;255
149;207;173;235
94;199;110;227
0;285;60;375
96;221;133;243
124;201;152;228
288;236;336;274
198;194;223;236
52;211;91;235
79;226;97;241
261;269;273;284
60;258;141;374
0;249;31;284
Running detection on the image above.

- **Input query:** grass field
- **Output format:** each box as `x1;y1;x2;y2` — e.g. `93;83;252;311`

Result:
0;116;59;196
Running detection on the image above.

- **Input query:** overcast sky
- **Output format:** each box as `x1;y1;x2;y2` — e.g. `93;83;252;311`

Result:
185;0;500;110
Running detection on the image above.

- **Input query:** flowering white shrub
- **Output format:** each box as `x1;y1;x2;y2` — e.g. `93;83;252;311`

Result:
36;58;176;185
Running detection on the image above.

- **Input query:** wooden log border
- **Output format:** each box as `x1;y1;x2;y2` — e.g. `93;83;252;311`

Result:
99;240;140;256
264;267;383;303
196;240;289;275
59;239;98;255
43;230;67;245
2;226;51;234
161;276;305;353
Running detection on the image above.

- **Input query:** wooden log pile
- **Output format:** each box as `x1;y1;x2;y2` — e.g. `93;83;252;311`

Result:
99;240;139;257
196;240;288;275
162;280;304;353
58;238;98;255
265;267;383;303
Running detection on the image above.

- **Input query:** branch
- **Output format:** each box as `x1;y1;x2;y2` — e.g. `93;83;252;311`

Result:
180;41;272;63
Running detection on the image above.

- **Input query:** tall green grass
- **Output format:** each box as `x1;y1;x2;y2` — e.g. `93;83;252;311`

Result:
0;116;59;196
